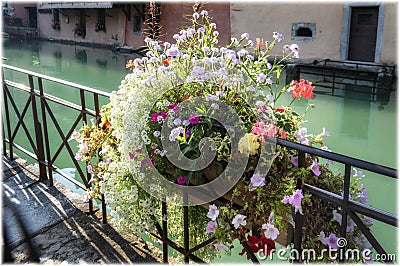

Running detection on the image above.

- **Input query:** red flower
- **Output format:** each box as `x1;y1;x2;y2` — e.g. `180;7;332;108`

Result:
275;107;285;113
239;235;276;260
288;79;314;99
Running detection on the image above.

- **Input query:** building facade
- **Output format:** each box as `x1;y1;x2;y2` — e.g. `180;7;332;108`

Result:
4;2;397;64
35;2;230;49
230;2;397;64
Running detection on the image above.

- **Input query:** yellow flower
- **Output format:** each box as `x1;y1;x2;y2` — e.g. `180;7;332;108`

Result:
238;133;260;156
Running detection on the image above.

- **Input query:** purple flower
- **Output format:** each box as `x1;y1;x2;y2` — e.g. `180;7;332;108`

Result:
322;127;331;136
105;158;111;164
153;131;161;137
192;12;199;19
241;32;249;39
290;156;298;167
141;157;154;169
250;173;265;188
82;192;90;203
87;165;93;174
206;221;217;233
332;210;342;223
358;184;368;204
283;189;303;214
151;113;159;122
289;44;300;53
332;210;355;232
189;114;199;125
262;223;280;240
257;73;266;83
160;111;168;119
169;127;185;141
200;10;208;16
182;120;190;127
211;243;229;251
266;78;273;85
311;160;321;176
211;103;219;110
353;168;365;178
71;130;79;140
75;152;83;160
167;104;179;113
232;214;247;229
177;175;188;185
248;85;256;92
283;44;290;50
129;152;136;160
78;143;88;152
291;189;303;207
323;233;339;249
205;94;218;101
282;195;291;204
273;32;284;42
207;204;219;221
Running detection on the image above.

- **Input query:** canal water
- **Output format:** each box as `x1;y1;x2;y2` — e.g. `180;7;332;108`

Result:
2;39;397;260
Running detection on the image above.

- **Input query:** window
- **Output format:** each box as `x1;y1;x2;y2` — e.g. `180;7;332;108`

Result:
292;23;316;41
51;9;60;30
96;9;106;32
132;14;142;33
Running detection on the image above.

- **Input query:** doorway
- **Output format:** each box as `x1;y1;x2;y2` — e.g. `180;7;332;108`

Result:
347;7;379;62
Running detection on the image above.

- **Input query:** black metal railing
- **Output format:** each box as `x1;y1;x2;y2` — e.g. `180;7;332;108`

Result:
1;64;397;263
2;64;110;223
298;59;396;101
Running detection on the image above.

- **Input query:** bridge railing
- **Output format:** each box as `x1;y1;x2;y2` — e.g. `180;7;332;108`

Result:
2;64;110;222
1;64;397;263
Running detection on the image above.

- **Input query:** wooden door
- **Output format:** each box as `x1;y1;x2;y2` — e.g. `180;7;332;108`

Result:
348;7;379;62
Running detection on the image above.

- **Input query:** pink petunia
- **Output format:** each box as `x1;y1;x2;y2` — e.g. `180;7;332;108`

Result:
311;160;321;176
141;157;154;168
189;114;199;125
290;156;298;167
177;175;188;184
206;221;217;233
250;173;265;188
151;113;159;122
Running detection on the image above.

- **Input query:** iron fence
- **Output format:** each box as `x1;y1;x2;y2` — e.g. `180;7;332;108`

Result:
1;64;397;263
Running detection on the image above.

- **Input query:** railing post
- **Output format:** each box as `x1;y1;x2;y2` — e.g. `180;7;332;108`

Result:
28;75;47;181
339;164;351;262
183;191;189;264
294;150;305;262
162;198;168;263
2;71;13;160
80;89;94;214
38;77;53;186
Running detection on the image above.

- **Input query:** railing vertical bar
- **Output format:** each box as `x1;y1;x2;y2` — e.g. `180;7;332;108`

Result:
2;123;6;156
339;164;351;262
183;191;189;263
162;198;168;263
3;84;13;160
93;92;107;223
94;93;100;124
38;77;53;186
294;150;305;262
79;89;93;214
28;75;47;181
101;195;107;224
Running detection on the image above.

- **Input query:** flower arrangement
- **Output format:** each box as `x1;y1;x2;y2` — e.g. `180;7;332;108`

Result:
73;8;373;263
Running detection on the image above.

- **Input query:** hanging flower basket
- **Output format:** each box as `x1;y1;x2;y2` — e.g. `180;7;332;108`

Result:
73;7;375;263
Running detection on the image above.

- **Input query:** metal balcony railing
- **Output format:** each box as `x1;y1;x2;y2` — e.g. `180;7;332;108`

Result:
2;64;397;263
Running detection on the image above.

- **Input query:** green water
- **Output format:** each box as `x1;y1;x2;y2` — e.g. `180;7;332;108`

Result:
2;39;397;262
